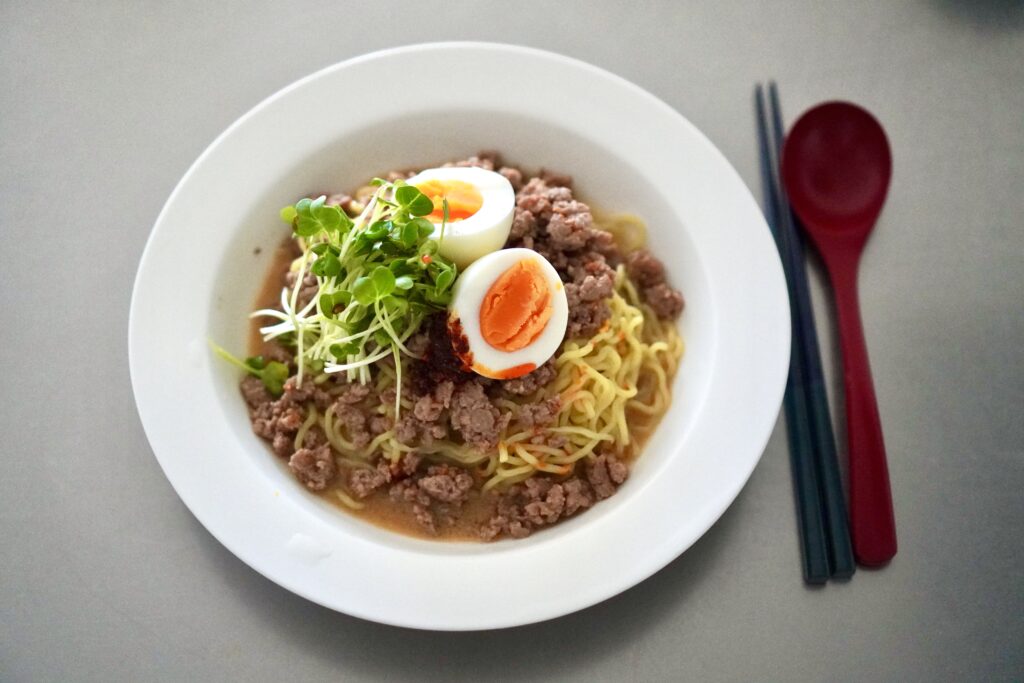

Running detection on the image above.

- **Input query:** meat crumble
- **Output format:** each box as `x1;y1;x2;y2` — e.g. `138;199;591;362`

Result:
241;151;684;540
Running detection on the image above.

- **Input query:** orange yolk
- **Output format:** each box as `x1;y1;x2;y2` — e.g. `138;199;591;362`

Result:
479;259;553;352
414;179;484;222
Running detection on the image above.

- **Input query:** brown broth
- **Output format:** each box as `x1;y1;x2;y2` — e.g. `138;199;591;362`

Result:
342;485;499;541
248;239;296;360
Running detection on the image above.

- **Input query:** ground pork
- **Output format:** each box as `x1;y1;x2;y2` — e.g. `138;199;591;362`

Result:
388;479;437;534
481;456;628;539
417;464;474;504
516;396;562;428
480;467;611;541
289;444;336;491
642;282;685;319
395;413;447;448
240;375;272;408
505;174;620;339
562;478;595;516
412;381;455;422
501;360;557;396
332;401;371;448
348;453;425;499
499;166;524;191
449;382;509;451
283;376;332;410
625;249;685;319
249;392;304;457
586;454;629;500
349;466;387;499
546;199;593;251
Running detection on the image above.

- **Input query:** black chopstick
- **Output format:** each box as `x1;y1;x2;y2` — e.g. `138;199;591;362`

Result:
756;84;830;584
767;83;856;579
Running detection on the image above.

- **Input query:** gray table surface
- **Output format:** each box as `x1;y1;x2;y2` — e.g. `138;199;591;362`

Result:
3;1;1022;681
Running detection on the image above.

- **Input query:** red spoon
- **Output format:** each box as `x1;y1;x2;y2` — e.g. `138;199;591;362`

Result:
781;102;896;567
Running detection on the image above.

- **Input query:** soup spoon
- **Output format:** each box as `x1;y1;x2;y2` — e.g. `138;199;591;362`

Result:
781;102;896;567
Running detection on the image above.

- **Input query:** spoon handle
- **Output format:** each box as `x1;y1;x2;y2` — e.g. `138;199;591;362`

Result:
829;258;897;566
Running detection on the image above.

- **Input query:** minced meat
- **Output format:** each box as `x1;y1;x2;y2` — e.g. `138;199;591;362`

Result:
501;360;557;396
478;454;629;540
449;382;509;451
505;174;620;339
289;444;336;491
242;152;683;541
625;249;685;319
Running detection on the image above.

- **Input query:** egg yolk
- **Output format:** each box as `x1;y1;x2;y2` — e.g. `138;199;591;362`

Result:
414;179;484;222
480;259;553;352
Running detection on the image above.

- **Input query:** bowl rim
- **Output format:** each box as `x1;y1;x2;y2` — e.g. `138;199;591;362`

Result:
129;41;790;630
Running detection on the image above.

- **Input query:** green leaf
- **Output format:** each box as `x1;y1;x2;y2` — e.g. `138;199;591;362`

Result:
244;355;267;370
295;195;345;238
434;268;455;294
337;210;355;232
261;361;289;396
280;205;297;223
318;290;350;317
365;220;391;241
352;276;376;306
319;293;336;317
314;204;342;232
410;217;435;239
378;240;402;256
353;238;376;257
409;193;435;217
383;294;409;315
338;309;371;336
311;253;341;278
370;265;395;297
394;185;420;206
374;329;392;347
389;259;414;276
409;300;433;315
310;243;331;256
399;221;419;248
329;341;359;359
394;275;414;291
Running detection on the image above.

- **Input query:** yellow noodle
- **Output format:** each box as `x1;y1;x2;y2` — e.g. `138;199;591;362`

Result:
334;490;366;509
293;406;318;450
304;261;682;492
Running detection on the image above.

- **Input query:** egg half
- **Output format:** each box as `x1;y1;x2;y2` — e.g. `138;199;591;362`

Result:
405;166;515;268
448;248;569;380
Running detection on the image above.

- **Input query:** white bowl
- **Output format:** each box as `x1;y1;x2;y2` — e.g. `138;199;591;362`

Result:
129;42;789;630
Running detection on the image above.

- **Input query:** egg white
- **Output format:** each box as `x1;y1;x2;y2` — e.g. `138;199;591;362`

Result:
448;248;569;379
405;166;515;268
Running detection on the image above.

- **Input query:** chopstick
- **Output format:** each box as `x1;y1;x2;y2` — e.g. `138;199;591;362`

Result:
766;83;856;579
756;85;829;584
755;83;856;583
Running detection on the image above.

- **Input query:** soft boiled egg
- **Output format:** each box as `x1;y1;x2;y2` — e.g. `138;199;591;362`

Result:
448;248;569;380
405;166;515;268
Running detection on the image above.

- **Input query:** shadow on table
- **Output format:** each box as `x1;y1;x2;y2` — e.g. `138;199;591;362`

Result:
192;492;748;681
928;0;1024;30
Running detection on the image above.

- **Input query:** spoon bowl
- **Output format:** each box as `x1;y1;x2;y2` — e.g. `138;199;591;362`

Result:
783;102;892;240
782;101;897;567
